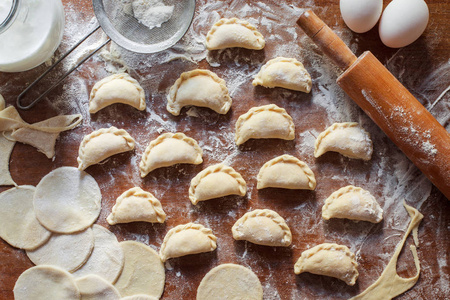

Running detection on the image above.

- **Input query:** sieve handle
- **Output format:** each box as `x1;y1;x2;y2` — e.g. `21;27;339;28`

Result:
17;25;110;110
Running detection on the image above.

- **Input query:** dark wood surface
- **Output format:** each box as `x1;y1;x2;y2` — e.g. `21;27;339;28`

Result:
1;0;449;299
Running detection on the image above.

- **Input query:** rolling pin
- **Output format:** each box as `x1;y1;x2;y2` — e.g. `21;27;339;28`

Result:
297;10;450;200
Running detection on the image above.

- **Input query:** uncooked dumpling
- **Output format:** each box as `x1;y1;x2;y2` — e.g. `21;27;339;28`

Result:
77;126;135;170
235;104;295;145
322;185;383;223
189;163;247;205
89;73;146;113
294;243;359;286
139;132;203;177
257;155;316;190
206;18;265;50
232;209;292;247
252;57;312;93
159;223;217;262
314;122;373;160
107;187;166;225
167;69;232;116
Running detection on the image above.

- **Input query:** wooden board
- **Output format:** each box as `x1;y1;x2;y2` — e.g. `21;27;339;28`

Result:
1;0;449;299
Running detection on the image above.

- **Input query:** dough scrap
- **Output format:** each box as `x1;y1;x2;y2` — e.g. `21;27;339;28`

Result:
167;69;232;116
122;295;158;300
0;93;5;110
75;274;121;300
13;265;80;300
77;126;135;170
107;187;166;225
196;263;263;300
89;73;146;113
294;243;359;286
232;209;292;247
235;104;295;145
0;185;51;250
257;154;316;190
189;163;247;205
33;166;102;233
114;241;165;299
349;201;423;300
0;134;16;186
314;122;373;160
206;18;265;50
72;225;124;283
139;132;203;177
26;227;94;272
159;223;217;262
322;185;383;223
252;57;312;93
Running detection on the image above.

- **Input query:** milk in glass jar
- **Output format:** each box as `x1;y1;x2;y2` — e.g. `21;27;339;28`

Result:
0;0;65;72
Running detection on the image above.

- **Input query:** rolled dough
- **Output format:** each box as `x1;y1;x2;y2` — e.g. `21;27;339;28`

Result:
75;274;121;300
0;134;16;186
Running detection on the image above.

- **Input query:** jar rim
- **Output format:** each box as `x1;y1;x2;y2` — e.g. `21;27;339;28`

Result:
0;0;20;35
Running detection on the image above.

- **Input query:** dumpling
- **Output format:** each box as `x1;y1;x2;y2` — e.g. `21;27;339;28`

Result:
257;155;316;190
206;18;265;50
322;185;383;223
314;122;373;160
166;69;232;116
107;187;166;225
89;73;145;113
294;243;359;286
159;223;217;262
232;209;292;247
139;132;203;177
235;104;295;145
77;127;135;170
252;57;312;93
189;163;247;205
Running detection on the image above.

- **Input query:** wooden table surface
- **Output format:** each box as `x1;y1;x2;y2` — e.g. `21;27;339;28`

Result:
1;0;449;299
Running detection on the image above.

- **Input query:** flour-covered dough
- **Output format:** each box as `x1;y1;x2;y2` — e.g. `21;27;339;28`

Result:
75;274;121;300
0;134;15;186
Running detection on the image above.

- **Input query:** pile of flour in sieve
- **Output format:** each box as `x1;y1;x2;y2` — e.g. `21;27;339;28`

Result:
124;0;174;30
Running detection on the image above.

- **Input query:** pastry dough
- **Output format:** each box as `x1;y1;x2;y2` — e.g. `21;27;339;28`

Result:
139;132;203;177
0;135;16;186
196;264;263;300
75;274;121;300
314;122;373;160
77;126;135;170
0;186;51;250
122;296;158;300
235;104;295;145
0;93;5;111
89;73;146;113
322;185;383;223
232;209;292;247
206;18;265;50
14;265;80;300
159;223;217;262
189;163;247;205
167;69;232;116
114;241;165;298
107;187;166;225
257;155;316;190
252;57;312;93
294;243;359;286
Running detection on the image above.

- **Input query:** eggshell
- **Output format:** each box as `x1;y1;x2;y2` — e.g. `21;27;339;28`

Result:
379;0;429;48
340;0;383;33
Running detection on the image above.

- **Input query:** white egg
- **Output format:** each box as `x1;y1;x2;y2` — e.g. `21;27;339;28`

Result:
379;0;429;48
340;0;383;33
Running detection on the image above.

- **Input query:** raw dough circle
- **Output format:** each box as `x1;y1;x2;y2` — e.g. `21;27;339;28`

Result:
13;265;80;300
72;225;124;283
33;166;101;233
114;241;165;298
196;263;263;300
122;295;158;300
26;227;94;272
75;274;121;300
0;186;51;250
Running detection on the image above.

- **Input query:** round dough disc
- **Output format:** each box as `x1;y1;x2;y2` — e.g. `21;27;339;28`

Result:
26;227;94;272
75;274;121;300
114;241;165;298
197;263;263;300
0;186;51;250
122;295;158;300
33;166;101;233
72;225;124;283
13;265;80;300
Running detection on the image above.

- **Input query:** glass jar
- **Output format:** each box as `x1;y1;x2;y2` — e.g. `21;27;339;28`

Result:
0;0;65;72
